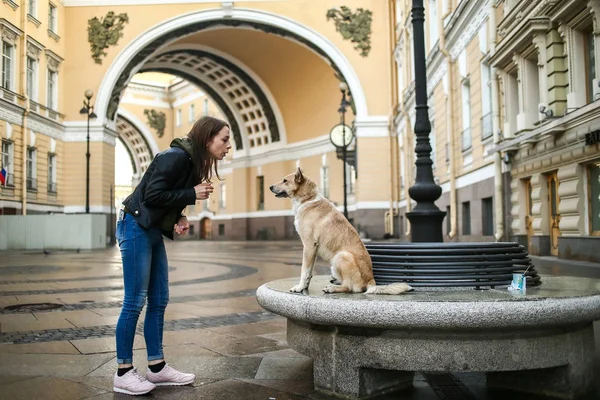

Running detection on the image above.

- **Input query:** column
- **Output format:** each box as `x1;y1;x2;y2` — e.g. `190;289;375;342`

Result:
557;164;584;236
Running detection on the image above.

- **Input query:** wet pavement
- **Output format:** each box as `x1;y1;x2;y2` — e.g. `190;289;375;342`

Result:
0;241;598;400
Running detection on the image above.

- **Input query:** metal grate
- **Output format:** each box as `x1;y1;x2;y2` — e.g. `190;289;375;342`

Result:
367;242;541;289
423;372;478;400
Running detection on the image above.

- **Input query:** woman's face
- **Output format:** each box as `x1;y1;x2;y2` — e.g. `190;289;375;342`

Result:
207;126;232;160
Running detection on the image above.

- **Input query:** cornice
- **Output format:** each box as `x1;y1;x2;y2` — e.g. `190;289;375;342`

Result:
489;17;552;68
446;0;490;60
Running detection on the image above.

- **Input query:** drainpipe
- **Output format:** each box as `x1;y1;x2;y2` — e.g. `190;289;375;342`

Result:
439;6;456;238
387;0;400;237
489;2;504;242
19;0;29;215
401;24;412;237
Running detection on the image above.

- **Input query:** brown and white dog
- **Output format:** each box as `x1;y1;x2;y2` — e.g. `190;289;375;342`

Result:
269;168;412;295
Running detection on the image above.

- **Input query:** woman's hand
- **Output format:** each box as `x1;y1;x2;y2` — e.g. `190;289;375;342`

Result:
194;183;214;200
174;216;190;236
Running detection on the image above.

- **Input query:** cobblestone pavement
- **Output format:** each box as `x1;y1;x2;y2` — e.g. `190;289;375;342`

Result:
0;241;599;400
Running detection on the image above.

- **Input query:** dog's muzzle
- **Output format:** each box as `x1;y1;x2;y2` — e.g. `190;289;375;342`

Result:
270;185;289;198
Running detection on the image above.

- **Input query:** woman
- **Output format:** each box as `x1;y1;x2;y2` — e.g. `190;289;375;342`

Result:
113;116;232;395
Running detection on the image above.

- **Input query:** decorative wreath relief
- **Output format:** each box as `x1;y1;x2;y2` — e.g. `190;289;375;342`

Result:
326;6;373;57
87;12;129;64
144;109;166;138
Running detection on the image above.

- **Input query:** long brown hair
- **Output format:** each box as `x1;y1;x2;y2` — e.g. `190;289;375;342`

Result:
187;116;229;184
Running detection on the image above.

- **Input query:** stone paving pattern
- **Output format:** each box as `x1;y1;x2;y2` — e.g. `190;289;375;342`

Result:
0;241;599;400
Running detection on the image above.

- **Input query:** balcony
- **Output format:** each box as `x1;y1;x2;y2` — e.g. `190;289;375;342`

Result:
26;177;37;191
461;128;472;152
481;113;493;141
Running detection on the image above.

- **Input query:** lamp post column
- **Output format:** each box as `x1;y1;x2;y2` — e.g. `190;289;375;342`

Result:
406;0;446;242
80;90;97;214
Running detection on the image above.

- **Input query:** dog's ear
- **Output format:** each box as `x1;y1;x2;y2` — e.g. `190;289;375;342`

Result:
295;167;305;184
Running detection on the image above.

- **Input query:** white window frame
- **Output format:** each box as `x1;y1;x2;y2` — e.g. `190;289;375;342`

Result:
481;60;493;141
1;140;14;186
461;78;472;152
176;109;182;127
28;0;37;18
203;98;209;116
48;152;57;192
1;41;14;91
46;68;57;110
48;2;58;33
26;56;38;101
430;119;436;170
189;103;195;123
347;164;356;195
428;0;439;52
219;183;226;209
320;165;330;198
26;146;37;190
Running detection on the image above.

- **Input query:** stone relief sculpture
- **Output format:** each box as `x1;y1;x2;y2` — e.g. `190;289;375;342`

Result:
87;11;129;64
326;6;373;57
144;109;166;138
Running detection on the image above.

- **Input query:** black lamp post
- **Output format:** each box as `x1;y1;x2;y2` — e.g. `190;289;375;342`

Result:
80;90;97;214
330;82;355;220
406;0;446;242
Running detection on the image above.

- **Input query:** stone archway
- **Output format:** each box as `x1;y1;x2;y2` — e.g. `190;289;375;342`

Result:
95;8;368;128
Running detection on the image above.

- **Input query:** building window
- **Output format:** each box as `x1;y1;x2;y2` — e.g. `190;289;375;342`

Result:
218;224;225;236
28;0;37;18
2;42;14;90
462;201;471;235
26;56;37;101
48;3;57;33
428;0;438;52
219;183;226;209
482;197;494;236
176;109;182;127
189;103;195;123
461;78;471;151
430;120;436;169
257;175;264;210
26;146;37;190
589;163;600;234
47;153;57;192
203;98;209;116
585;30;596;104
47;69;57;110
504;70;519;136
1;140;14;186
320;165;329;198
446;205;451;234
481;62;493;140
347;164;356;194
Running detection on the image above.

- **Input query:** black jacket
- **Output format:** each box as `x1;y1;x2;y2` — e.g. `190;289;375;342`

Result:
122;140;197;240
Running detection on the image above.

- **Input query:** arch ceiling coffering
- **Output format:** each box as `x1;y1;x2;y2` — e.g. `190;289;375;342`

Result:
116;115;154;177
141;49;281;151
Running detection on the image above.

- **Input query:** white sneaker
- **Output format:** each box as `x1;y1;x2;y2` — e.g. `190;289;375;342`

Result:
146;363;195;386
113;368;156;396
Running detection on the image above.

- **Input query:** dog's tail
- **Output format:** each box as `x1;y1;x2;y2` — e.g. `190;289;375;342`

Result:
365;282;413;295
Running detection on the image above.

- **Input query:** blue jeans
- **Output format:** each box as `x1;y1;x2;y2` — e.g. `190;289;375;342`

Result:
115;212;169;365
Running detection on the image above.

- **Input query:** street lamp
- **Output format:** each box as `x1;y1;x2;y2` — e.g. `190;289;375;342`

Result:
329;82;354;220
80;90;97;214
406;0;446;242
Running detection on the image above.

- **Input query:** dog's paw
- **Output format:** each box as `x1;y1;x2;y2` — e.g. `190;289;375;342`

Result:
290;284;307;293
323;284;334;293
